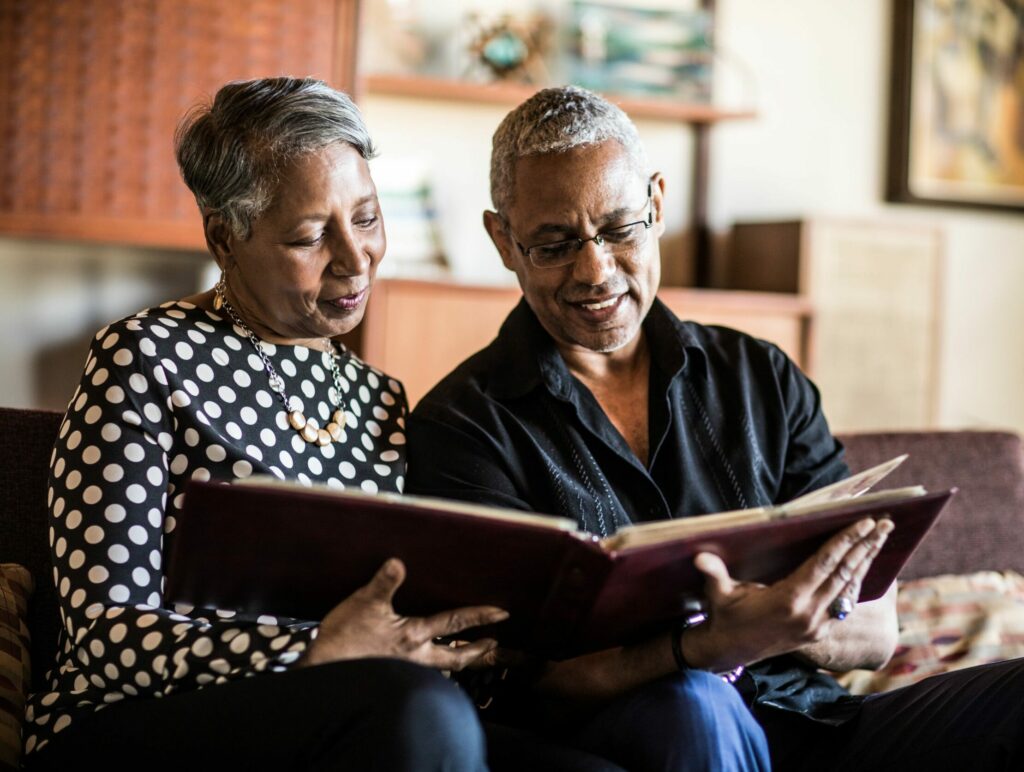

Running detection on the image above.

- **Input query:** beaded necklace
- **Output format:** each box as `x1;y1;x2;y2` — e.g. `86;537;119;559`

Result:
215;284;347;447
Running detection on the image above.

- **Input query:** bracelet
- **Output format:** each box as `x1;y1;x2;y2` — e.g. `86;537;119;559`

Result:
670;611;708;670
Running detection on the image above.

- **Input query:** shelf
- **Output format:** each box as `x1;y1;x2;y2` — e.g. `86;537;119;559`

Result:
361;74;756;124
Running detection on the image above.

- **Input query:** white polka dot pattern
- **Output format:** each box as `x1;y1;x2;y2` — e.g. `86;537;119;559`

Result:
24;301;408;756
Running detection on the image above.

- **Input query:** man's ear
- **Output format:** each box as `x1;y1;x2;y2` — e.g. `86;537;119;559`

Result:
650;172;667;237
483;210;518;272
203;211;236;272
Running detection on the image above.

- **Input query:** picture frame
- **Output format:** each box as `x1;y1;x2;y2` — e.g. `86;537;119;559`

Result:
886;0;1024;212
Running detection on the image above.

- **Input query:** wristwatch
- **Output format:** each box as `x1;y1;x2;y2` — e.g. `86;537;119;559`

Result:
670;611;745;685
670;610;708;671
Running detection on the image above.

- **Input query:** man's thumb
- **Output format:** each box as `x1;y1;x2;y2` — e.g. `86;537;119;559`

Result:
694;552;735;596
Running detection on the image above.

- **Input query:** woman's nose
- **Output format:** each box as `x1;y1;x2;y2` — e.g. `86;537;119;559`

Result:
327;231;372;276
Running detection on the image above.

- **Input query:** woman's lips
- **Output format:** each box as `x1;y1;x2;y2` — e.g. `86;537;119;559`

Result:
325;288;367;311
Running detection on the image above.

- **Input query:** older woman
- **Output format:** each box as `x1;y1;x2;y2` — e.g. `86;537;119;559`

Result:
22;77;505;771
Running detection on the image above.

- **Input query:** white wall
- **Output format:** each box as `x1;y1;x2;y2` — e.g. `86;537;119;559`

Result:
711;0;1024;434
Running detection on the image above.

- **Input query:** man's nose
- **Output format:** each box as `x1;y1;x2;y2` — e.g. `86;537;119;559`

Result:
571;237;616;285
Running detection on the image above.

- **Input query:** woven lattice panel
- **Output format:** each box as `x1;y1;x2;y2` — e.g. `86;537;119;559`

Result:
0;0;356;248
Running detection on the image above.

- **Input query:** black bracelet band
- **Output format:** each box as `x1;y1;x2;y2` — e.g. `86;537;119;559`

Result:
670;611;708;671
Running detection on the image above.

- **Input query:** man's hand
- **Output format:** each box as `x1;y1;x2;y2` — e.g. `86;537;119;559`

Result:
299;558;509;671
684;517;897;672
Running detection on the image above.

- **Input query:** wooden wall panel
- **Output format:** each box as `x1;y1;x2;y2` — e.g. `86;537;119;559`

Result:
0;0;358;248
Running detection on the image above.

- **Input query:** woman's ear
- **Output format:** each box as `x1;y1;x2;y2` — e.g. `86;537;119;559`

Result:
203;211;236;272
483;210;517;272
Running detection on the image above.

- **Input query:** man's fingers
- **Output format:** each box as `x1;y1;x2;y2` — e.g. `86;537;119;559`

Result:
354;558;406;606
420;605;510;639
795;518;876;590
818;519;894;608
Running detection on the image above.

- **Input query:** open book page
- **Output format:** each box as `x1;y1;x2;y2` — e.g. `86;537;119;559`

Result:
600;455;918;551
785;454;908;507
233;475;579;531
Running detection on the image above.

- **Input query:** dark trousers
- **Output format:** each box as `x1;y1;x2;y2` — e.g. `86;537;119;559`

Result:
759;657;1024;772
26;658;488;772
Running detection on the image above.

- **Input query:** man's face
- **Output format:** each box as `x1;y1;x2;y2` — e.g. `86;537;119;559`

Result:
487;140;664;355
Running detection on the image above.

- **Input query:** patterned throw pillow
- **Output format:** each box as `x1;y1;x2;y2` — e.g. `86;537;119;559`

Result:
0;564;33;772
839;571;1024;696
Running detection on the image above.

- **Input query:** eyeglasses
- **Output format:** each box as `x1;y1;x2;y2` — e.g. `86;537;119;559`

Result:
512;184;654;269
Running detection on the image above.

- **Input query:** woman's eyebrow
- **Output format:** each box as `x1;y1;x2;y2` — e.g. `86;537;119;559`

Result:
285;195;378;228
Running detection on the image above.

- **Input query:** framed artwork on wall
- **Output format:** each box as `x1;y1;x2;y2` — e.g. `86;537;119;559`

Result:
887;0;1024;212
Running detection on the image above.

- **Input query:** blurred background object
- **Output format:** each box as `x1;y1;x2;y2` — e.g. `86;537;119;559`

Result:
570;0;713;102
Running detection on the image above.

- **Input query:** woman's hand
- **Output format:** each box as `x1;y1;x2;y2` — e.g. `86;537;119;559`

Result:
299;558;509;671
683;517;895;671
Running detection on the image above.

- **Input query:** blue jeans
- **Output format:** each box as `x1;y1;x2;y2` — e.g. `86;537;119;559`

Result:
567;669;771;772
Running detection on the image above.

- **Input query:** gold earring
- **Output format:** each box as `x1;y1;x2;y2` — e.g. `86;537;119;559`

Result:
213;272;226;311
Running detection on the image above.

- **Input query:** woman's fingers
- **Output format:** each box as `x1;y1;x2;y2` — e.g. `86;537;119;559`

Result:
353;558;406;607
418;605;510;640
423;637;501;671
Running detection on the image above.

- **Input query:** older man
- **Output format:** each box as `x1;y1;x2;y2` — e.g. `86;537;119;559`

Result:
407;86;1024;771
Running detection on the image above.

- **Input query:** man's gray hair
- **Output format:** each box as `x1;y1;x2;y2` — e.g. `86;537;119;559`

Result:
490;85;648;215
175;77;376;239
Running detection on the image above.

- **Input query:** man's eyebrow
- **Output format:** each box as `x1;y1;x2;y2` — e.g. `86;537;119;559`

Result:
525;206;638;241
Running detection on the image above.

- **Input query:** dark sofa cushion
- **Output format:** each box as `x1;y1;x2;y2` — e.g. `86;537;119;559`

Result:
0;563;32;771
839;431;1024;580
0;408;63;691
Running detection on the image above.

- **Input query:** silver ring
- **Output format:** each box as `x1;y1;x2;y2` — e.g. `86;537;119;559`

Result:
829;596;854;621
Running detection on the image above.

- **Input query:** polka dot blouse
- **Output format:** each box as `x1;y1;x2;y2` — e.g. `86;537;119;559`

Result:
23;300;408;756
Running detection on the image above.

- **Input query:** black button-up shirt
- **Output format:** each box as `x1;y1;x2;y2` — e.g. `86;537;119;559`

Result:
408;297;848;527
407;297;856;720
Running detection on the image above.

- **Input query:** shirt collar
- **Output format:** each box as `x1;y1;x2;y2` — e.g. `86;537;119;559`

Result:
485;296;708;401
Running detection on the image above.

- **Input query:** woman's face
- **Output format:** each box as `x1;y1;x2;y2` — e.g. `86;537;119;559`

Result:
214;141;385;346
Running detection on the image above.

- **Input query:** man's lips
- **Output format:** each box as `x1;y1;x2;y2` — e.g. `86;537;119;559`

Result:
567;292;626;312
324;288;367;310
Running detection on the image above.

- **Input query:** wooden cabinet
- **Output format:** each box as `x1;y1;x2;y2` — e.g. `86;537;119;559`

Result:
352;279;812;408
728;218;943;431
0;0;358;248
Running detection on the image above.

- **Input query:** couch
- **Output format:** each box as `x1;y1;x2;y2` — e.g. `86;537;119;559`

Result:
2;405;1024;765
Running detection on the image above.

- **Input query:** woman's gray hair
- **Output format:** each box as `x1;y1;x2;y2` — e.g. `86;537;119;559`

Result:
174;77;376;239
490;85;648;215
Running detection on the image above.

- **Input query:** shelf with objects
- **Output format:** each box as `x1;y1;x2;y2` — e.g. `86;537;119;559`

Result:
359;73;755;124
